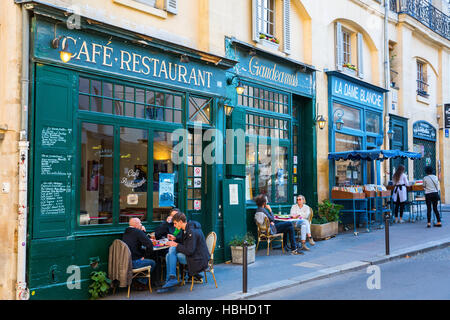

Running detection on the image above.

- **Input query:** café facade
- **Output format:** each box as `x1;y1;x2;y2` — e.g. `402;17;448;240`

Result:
25;7;316;299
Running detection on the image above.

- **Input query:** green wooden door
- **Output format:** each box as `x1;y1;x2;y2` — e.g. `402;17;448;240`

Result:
33;64;77;239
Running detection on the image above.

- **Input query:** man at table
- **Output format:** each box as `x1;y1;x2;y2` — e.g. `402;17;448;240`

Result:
153;208;184;242
122;217;156;290
290;195;315;251
159;212;210;291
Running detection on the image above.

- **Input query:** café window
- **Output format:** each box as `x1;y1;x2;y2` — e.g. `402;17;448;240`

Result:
153;131;179;222
239;83;289;115
119;127;149;224
333;103;361;131
246;141;288;203
334;132;363;185
365;111;381;134
188;96;213;125
79;123;114;225
79;77;183;123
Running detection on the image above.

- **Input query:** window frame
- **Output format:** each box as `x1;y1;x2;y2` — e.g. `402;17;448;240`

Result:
256;0;276;37
416;60;429;97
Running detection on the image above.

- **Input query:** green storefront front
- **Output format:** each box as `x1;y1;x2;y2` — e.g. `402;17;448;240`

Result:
26;7;316;299
28;8;239;299
224;38;318;243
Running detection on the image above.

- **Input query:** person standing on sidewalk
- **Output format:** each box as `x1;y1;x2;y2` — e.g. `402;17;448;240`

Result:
392;165;409;224
423;166;442;228
290;195;315;251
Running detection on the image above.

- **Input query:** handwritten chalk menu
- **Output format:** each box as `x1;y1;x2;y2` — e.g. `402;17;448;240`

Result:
41;154;72;176
40;182;70;215
41;127;71;148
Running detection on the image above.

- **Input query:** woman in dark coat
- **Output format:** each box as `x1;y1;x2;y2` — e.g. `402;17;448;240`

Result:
255;194;302;255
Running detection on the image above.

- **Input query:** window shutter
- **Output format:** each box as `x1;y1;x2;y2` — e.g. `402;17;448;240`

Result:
357;32;364;78
252;0;261;42
165;0;178;14
283;0;291;54
336;22;343;71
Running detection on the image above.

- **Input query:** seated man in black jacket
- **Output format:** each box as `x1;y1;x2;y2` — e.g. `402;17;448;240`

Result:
122;218;156;290
153;208;184;242
159;212;210;291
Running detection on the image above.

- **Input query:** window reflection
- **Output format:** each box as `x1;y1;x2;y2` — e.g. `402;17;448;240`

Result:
79;123;114;225
153;131;178;222
119;127;148;223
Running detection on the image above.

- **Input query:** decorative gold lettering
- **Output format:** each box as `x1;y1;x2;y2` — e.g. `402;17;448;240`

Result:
152;59;160;77
188;68;198;86
197;70;206;87
120;50;132;71
168;62;178;81
102;46;113;67
158;60;168;79
92;43;102;64
178;65;188;83
132;53;142;73
142;56;152;75
205;71;212;88
77;41;91;63
66;37;78;59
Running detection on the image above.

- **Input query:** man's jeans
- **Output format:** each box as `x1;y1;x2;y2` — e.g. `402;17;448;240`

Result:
165;246;187;281
132;258;156;285
294;219;311;241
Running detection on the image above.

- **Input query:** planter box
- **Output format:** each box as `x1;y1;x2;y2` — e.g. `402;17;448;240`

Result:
331;190;365;199
311;221;338;240
231;245;256;265
259;38;279;51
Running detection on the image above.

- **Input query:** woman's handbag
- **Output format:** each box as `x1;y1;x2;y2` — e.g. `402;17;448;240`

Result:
428;176;441;201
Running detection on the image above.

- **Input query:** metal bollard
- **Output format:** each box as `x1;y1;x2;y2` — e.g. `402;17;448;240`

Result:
242;240;248;293
384;212;390;255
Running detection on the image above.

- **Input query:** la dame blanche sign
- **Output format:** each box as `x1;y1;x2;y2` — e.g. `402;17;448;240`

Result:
34;19;227;95
330;76;384;109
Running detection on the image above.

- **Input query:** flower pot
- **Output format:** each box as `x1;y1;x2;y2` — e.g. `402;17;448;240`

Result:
260;38;279;51
230;245;256;265
311;221;338;240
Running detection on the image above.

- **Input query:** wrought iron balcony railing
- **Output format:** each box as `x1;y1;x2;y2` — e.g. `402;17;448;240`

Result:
417;79;430;97
390;0;450;41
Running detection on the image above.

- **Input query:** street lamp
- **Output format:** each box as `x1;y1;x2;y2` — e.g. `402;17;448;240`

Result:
316;115;326;130
51;36;73;63
387;127;394;140
227;75;245;95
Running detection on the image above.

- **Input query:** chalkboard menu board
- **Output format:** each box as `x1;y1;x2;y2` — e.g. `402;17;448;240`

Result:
445;104;450;129
40;182;71;215
41;154;72;176
41;127;72;148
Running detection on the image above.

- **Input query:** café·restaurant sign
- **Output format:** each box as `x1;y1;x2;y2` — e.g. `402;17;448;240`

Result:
34;19;227;95
234;50;313;96
413;121;436;141
330;76;384;109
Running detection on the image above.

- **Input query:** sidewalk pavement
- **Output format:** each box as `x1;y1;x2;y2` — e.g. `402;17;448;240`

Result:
105;205;450;300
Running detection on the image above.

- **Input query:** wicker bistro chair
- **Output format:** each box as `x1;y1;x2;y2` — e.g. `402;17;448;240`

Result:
255;213;284;255
293;209;314;243
180;231;219;291
108;239;152;299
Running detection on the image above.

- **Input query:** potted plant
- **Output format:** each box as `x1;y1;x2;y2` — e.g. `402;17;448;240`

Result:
311;200;344;240
259;33;280;50
229;233;256;265
88;271;111;300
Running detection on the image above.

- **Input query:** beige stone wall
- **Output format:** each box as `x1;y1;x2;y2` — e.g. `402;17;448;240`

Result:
0;0;22;300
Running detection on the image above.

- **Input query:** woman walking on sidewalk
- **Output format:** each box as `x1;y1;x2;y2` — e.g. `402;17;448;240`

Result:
392;165;409;224
423;166;442;228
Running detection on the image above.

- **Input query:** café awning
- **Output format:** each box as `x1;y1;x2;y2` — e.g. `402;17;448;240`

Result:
328;149;422;162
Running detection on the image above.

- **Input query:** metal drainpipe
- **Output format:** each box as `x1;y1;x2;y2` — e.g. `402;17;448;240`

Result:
383;0;391;184
16;3;31;301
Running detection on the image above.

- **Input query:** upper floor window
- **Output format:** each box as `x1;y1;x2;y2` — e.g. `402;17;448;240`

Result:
256;0;275;37
253;0;292;54
417;60;429;97
336;22;364;78
342;29;352;65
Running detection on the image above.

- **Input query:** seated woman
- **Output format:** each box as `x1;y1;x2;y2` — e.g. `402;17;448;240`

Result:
290;195;315;251
255;194;302;255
